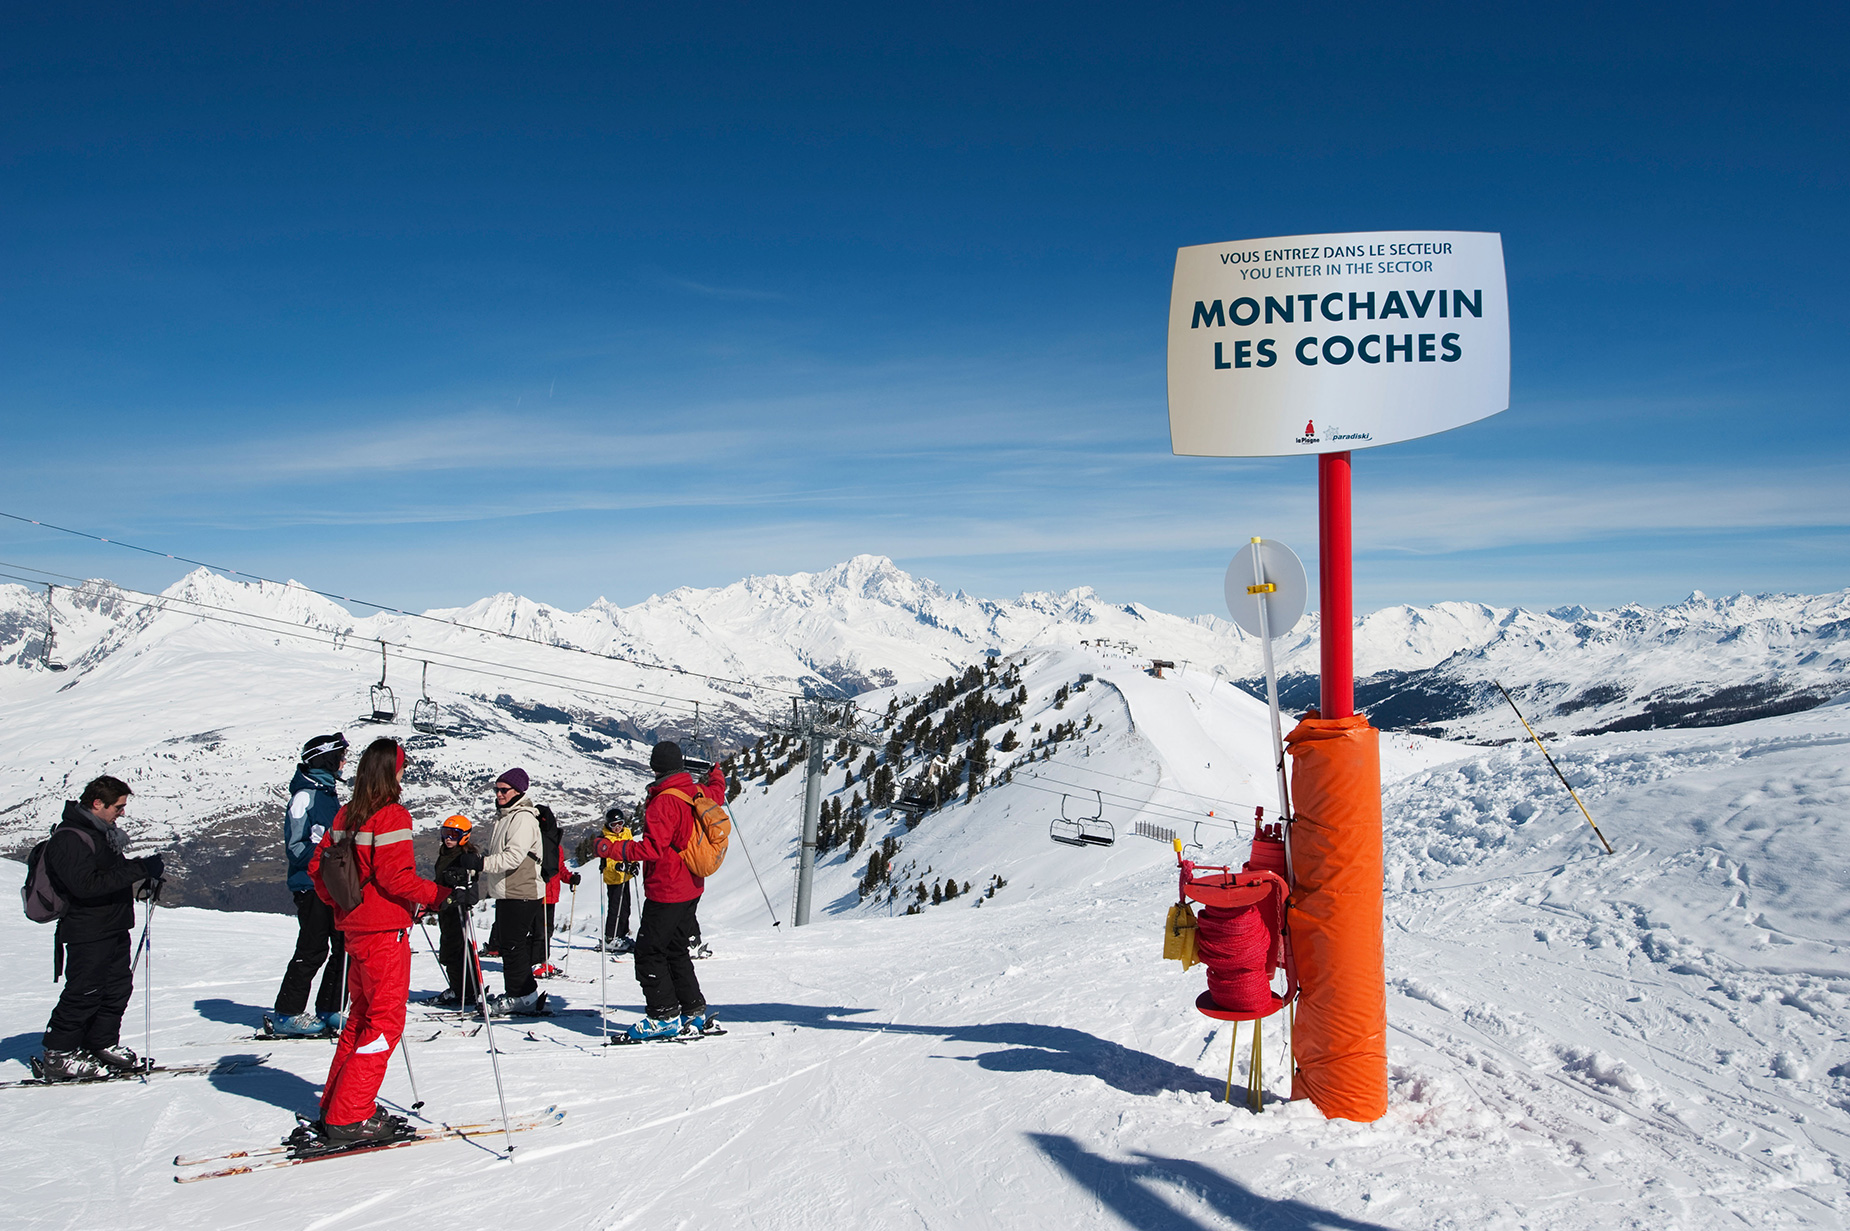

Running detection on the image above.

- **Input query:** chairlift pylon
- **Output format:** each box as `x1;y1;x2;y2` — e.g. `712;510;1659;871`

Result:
411;660;447;734
368;642;397;723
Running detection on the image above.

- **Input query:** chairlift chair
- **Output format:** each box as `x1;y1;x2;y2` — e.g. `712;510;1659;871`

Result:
411;661;446;734
680;706;716;778
368;643;397;723
41;585;67;672
1050;790;1114;847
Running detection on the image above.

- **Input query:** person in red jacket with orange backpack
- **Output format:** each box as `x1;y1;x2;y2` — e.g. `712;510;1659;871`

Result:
303;737;456;1146
595;741;724;1041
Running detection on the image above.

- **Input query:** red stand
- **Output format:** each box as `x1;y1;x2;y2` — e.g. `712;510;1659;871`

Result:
1317;451;1353;719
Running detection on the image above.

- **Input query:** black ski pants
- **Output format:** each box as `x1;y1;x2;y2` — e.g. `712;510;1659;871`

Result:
604;881;632;940
44;931;134;1052
275;889;347;1017
634;898;704;1019
492;898;542;998
438;904;481;1004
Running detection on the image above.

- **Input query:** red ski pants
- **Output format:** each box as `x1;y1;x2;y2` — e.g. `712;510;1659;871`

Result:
320;928;410;1126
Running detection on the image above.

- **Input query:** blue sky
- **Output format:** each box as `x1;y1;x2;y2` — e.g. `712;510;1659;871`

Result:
1;2;1845;618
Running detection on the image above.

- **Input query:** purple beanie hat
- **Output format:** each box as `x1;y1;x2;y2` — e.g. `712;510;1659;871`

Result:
496;767;530;794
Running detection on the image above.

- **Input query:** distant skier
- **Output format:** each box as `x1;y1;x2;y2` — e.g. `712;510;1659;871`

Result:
430;814;483;1009
270;733;349;1037
598;805;638;954
477;768;546;1015
306;738;456;1145
36;775;166;1081
594;742;723;1040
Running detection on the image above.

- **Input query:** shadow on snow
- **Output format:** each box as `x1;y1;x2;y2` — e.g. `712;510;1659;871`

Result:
1030;1133;1401;1231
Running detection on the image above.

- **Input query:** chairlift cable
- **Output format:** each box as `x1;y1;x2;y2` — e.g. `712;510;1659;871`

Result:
0;509;814;699
0;562;717;717
0;566;719;719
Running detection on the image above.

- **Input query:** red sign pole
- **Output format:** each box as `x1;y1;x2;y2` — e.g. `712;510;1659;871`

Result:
1317;451;1354;718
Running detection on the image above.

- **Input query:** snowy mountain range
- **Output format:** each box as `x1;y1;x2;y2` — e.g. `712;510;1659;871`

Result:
0;555;1845;910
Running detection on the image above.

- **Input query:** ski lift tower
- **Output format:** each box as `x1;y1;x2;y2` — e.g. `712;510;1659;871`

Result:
771;698;884;926
1167;230;1510;1123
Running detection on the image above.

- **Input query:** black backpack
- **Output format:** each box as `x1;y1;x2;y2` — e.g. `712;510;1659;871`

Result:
536;806;562;881
21;828;95;924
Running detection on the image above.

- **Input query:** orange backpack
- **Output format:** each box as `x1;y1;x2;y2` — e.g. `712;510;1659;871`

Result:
662;788;731;878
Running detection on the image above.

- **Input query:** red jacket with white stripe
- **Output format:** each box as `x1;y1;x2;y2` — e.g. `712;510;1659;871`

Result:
310;802;450;934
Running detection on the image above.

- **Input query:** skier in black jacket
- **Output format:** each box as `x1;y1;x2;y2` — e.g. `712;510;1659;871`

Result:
38;775;165;1081
270;733;349;1036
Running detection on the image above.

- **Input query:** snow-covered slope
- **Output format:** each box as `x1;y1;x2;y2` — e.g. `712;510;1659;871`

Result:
0;652;1844;1226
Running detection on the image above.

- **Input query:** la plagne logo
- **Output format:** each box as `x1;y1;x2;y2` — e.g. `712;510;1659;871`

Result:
1295;419;1320;444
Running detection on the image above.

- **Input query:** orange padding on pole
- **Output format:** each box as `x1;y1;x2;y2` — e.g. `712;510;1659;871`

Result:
1285;712;1386;1121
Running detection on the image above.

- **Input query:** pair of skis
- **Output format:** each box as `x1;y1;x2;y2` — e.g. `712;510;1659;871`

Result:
3;1054;268;1091
173;1106;567;1182
604;1020;727;1047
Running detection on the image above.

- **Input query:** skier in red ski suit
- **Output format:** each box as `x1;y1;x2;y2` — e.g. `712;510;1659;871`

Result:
308;737;452;1140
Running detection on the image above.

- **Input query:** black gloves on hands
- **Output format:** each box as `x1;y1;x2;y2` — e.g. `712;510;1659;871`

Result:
139;853;165;881
447;882;479;912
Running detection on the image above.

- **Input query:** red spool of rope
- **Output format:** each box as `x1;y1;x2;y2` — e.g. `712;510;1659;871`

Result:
1181;823;1295;1020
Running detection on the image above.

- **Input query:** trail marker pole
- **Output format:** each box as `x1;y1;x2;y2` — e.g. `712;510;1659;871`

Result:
1318;452;1354;719
1495;682;1616;854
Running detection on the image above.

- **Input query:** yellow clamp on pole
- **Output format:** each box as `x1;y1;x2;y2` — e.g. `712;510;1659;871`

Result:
1172;838;1183;854
1246;583;1276;595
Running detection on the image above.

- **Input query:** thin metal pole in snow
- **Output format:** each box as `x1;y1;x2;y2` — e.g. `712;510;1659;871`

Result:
1248;539;1294;883
459;906;515;1156
1495;681;1617;855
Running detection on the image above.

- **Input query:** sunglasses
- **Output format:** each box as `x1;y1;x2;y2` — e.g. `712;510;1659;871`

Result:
494;785;517;795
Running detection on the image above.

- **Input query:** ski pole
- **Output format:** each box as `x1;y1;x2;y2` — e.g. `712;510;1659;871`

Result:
398;1027;425;1114
1495;681;1616;855
728;812;783;928
459;902;514;1156
598;878;607;1044
559;882;577;978
133;896;156;1068
416;917;449;992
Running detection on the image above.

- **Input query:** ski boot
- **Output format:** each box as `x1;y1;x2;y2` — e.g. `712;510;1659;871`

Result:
623;1014;684;1042
319;1011;346;1034
268;1012;331;1038
88;1043;147;1073
431;988;464;1009
486;990;547;1017
34;1049;114;1082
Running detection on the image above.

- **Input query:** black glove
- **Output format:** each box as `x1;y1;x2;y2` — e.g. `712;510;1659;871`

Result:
139;853;165;881
436;865;471;888
568;872;582;887
454;847;484;873
135;878;164;903
447;882;479;911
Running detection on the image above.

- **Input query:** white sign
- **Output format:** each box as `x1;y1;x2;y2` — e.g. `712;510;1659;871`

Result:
1167;230;1509;457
